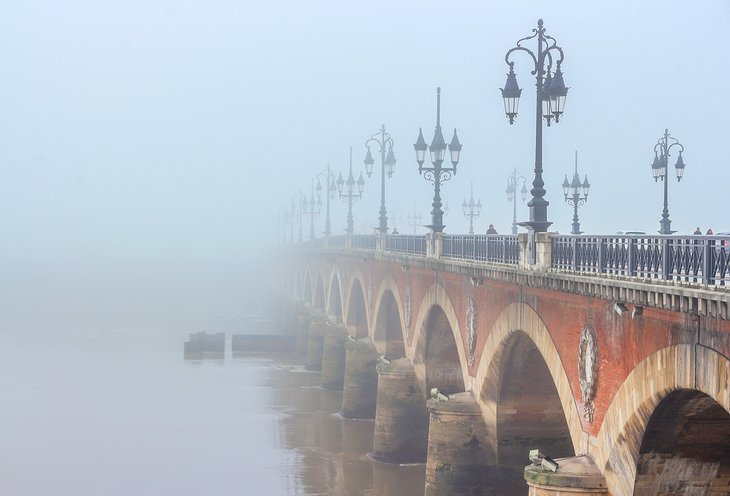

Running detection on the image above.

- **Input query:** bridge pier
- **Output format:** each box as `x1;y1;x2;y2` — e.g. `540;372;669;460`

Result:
305;315;326;370
341;337;378;419
425;392;490;495
320;324;348;390
524;456;607;495
296;311;310;354
372;357;428;464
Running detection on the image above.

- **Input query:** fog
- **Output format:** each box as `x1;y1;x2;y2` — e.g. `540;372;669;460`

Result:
1;0;729;332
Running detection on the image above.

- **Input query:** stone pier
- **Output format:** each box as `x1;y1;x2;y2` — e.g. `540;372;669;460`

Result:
524;456;607;495
320;324;348;390
296;312;310;354
371;357;428;464
305;315;326;371
341;337;378;419
425;392;491;495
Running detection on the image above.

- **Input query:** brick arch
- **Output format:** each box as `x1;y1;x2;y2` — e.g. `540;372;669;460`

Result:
343;267;370;337
326;268;343;322
371;275;406;357
409;283;468;398
595;344;730;495
473;301;585;463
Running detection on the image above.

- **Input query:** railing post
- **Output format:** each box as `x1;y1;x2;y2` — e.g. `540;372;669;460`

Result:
598;237;606;274
628;237;637;277
703;239;715;285
534;232;554;270
518;233;529;269
661;237;671;280
376;231;386;252
571;237;578;271
427;232;443;259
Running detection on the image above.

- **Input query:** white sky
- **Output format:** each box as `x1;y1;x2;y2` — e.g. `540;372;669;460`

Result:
1;0;728;330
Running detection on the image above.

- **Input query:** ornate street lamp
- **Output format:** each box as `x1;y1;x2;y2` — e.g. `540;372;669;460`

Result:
364;125;396;233
296;192;304;242
651;129;686;235
301;179;321;240
501;19;568;235
462;182;481;235
407;201;423;235
316;163;337;237
283;199;298;244
414;87;462;233
561;151;590;235
506;168;528;234
337;147;366;235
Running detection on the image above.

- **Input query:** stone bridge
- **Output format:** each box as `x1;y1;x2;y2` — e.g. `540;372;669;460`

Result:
280;232;730;495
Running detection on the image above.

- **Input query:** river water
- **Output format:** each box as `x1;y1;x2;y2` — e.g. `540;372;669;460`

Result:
0;325;426;495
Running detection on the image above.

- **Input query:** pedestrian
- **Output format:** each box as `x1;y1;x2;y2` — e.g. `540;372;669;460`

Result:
486;224;498;234
693;227;702;235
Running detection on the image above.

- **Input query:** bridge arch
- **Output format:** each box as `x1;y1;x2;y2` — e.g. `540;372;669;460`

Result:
326;268;343;322
303;269;313;305
474;302;584;466
314;273;325;310
410;284;468;397
372;276;405;359
344;269;369;338
597;344;730;495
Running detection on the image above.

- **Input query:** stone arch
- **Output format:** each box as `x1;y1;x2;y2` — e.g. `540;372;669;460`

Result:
371;275;406;358
473;302;585;466
372;292;405;360
326;269;343;322
344;269;369;338
303;269;312;305
410;284;469;398
314;273;325;310
596;344;730;495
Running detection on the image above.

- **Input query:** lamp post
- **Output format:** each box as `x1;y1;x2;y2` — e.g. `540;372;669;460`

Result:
408;201;423;235
462;182;481;235
501;19;568;235
506;168;528;234
337;147;366;235
301;179;321;240
316;163;337;237
284;200;297;244
364;125;397;233
651;129;686;235
562;150;590;235
414;87;462;233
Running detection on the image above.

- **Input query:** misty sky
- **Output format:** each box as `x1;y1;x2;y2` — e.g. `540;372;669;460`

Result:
1;0;728;331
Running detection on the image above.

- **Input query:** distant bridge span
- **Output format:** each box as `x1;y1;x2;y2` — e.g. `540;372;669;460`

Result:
284;233;730;495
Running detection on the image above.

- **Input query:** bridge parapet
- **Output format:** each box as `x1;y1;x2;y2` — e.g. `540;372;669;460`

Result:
294;232;730;287
293;234;730;320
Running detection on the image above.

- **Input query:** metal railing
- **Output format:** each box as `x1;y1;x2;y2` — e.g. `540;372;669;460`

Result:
351;234;377;250
386;235;427;256
551;235;730;285
293;232;729;287
327;235;347;249
442;234;520;264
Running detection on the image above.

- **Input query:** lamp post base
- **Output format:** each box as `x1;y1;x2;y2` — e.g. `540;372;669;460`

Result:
518;220;553;233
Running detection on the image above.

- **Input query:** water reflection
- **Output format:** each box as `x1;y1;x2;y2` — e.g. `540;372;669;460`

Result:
264;353;426;495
